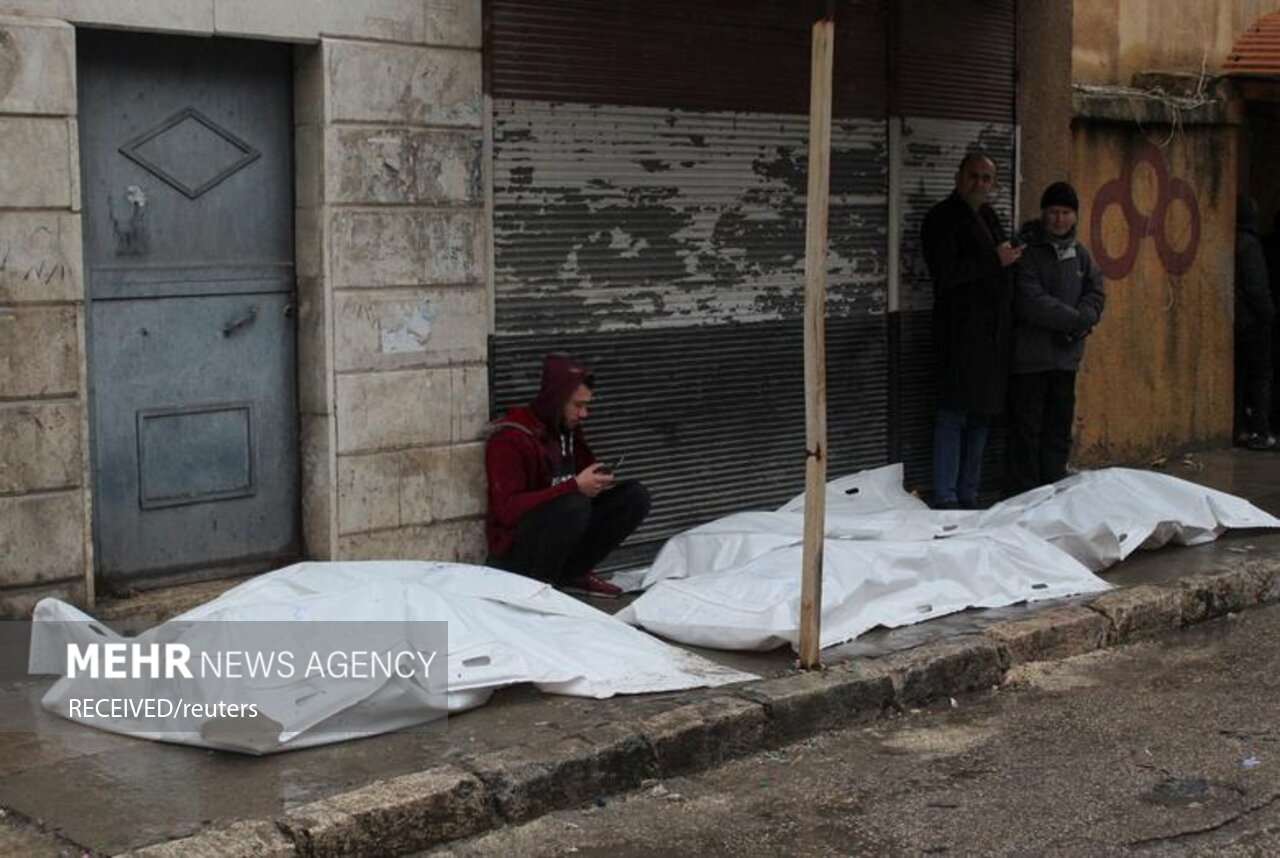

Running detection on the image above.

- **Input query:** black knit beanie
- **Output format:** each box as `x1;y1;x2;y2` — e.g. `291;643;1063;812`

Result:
1040;181;1079;212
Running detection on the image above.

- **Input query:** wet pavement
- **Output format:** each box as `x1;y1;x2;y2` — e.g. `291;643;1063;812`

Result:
434;597;1280;857
0;449;1278;854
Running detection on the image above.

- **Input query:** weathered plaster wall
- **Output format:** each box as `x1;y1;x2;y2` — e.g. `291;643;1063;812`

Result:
1071;120;1235;464
1074;0;1280;84
0;15;91;616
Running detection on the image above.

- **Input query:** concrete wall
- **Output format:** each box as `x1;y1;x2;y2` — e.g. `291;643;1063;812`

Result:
0;15;91;616
1070;114;1236;464
1074;0;1280;85
1068;0;1258;465
0;1;487;616
1017;0;1074;223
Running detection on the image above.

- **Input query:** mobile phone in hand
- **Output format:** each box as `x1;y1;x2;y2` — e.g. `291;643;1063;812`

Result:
598;452;626;474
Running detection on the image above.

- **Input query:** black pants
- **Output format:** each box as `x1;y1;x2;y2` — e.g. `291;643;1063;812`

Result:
1273;319;1280;429
1236;324;1273;438
488;481;651;585
1006;370;1077;496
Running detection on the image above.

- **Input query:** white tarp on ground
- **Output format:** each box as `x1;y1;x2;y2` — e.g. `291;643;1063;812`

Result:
29;561;756;754
617;525;1107;651
616;465;1280;651
976;467;1280;571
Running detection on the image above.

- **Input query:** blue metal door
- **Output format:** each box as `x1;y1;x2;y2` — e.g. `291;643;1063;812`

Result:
78;30;299;586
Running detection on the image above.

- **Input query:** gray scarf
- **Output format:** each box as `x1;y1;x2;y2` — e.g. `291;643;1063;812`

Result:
1047;223;1078;261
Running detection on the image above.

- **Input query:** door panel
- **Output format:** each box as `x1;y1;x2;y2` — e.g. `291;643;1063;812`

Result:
78;30;299;584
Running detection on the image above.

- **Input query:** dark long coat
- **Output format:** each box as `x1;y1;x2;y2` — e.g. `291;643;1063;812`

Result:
920;192;1014;415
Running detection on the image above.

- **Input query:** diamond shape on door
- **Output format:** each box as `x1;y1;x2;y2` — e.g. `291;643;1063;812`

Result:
119;107;261;199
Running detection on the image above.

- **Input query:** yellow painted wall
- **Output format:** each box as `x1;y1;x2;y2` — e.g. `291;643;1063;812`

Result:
1070;123;1236;464
1074;0;1280;84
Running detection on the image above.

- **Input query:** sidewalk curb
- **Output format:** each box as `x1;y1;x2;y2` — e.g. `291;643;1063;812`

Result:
279;766;490;857
116;556;1280;858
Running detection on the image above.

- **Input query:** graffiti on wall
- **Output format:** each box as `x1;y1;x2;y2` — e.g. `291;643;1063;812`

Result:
1090;141;1200;279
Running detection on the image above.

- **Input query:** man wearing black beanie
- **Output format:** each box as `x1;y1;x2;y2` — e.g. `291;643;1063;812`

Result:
1006;181;1106;495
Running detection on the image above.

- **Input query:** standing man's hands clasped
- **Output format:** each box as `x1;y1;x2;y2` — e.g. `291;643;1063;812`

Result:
576;463;614;497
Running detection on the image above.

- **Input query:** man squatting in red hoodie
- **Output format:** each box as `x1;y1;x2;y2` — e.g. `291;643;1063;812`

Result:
484;354;651;598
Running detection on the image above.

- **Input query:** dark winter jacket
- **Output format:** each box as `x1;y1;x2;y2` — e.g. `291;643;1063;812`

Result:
921;191;1015;414
484;355;597;557
1262;217;1280;321
1011;219;1106;374
1236;216;1275;334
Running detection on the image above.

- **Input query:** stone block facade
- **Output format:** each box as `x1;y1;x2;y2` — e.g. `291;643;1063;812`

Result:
0;2;487;615
0;15;90;609
298;27;487;563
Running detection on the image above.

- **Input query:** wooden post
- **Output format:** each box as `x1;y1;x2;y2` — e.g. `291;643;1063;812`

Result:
799;14;834;669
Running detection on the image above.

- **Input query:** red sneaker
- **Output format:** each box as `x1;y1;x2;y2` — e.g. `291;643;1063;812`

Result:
561;572;623;599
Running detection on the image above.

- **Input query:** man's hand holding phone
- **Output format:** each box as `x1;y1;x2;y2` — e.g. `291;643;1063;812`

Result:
576;462;614;497
597;452;625;475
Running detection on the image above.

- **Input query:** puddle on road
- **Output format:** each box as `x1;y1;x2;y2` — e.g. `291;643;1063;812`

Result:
879;723;996;756
1142;776;1245;808
1003;651;1113;692
1004;633;1233;695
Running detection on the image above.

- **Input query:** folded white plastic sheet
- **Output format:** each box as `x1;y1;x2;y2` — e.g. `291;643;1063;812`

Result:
612;465;964;593
30;561;756;754
976;467;1280;571
616;465;1280;651
617;525;1108;651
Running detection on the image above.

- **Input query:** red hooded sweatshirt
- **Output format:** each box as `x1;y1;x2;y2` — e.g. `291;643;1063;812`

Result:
484;354;597;557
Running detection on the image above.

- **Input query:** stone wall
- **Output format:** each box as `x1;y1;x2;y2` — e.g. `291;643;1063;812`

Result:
301;25;489;564
0;15;90;615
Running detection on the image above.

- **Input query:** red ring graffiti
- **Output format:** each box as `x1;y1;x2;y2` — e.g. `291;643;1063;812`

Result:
1089;142;1201;279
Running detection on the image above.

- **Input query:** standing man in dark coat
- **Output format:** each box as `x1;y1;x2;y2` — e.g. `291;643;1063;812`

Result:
1235;196;1276;450
1262;210;1280;430
921;152;1021;509
1006;182;1106;495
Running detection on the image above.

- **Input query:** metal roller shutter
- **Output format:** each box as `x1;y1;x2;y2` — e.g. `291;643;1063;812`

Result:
891;0;1016;123
488;0;886;117
490;316;889;561
489;0;891;561
492;104;888;335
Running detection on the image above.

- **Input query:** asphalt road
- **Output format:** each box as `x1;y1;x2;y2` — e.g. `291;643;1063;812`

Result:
433;601;1280;857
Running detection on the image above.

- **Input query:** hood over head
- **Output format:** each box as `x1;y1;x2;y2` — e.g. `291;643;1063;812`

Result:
530;353;594;429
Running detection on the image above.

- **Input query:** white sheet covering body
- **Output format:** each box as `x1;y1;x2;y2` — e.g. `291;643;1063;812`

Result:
618;525;1107;650
977;468;1280;571
617;465;1280;651
30;562;756;754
